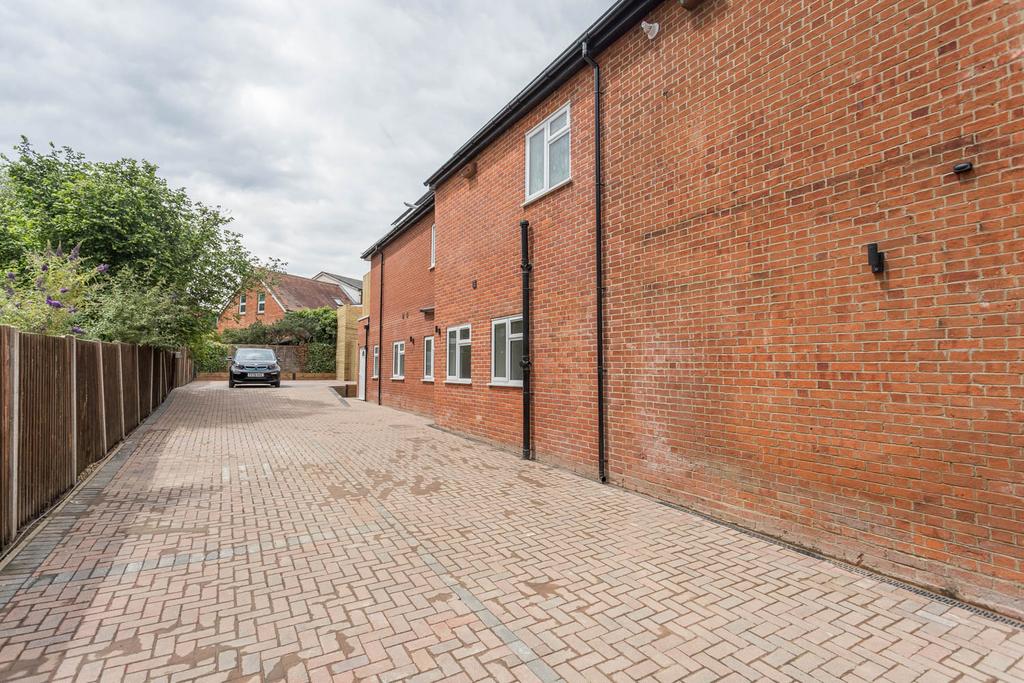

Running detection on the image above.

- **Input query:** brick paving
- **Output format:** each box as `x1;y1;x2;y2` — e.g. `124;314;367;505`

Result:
0;381;1021;682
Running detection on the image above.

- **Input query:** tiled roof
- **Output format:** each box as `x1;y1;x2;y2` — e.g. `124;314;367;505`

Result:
269;272;353;310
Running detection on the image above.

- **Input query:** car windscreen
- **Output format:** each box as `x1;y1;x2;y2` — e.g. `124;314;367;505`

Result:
234;349;276;362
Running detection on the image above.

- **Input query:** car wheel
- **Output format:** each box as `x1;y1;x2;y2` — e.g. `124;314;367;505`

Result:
272;381;281;388
228;379;235;388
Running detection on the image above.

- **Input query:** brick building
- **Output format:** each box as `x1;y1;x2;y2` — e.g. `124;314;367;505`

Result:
361;194;437;417
217;272;359;333
359;0;1024;618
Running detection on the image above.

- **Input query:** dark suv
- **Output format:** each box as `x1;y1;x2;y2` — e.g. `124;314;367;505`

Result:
228;348;281;388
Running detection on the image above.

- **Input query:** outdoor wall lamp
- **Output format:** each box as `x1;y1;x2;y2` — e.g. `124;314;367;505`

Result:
953;161;974;175
435;325;441;335
867;243;885;274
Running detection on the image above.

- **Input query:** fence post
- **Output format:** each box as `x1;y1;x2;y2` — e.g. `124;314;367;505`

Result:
5;329;19;541
96;341;107;453
69;336;77;486
149;348;155;415
117;344;125;440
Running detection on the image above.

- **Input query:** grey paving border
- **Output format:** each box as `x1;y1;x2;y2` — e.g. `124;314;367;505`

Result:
0;396;175;609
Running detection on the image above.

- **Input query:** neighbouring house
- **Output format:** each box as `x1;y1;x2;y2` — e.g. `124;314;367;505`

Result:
358;0;1024;619
217;272;359;333
312;271;364;305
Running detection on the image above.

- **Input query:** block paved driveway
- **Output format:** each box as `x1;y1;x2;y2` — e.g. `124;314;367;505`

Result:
0;381;1021;682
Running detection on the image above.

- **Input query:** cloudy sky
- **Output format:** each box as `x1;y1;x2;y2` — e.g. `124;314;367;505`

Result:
0;0;608;279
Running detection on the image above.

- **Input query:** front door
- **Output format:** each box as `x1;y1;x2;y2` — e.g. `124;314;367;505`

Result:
358;347;367;400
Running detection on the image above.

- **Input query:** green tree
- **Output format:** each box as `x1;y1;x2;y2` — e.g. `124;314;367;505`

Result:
0;138;280;348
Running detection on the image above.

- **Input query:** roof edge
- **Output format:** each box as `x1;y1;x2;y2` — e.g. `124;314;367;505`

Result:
360;192;435;260
423;0;662;189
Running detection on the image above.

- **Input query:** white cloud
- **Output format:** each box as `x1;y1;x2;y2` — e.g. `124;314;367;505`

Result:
0;0;609;278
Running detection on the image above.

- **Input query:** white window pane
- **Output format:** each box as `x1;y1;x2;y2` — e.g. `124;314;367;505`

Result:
459;344;471;380
548;133;570;186
528;130;545;195
493;323;507;379
448;333;456;375
459;327;470;341
549;110;567;133
510;318;524;336
510;338;524;382
399;353;405;377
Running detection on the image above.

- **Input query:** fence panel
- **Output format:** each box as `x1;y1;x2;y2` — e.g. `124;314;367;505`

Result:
121;344;140;433
150;349;161;409
101;342;123;448
138;346;152;420
0;328;13;547
0;330;189;551
75;340;106;474
17;332;74;526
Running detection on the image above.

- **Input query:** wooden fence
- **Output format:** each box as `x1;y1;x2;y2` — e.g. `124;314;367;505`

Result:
0;326;193;548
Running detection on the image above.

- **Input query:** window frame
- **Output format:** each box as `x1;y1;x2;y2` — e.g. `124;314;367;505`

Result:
238;293;247;314
423;335;434;382
490;315;524;387
445;324;472;384
524;102;571;203
372;345;379;379
430;223;436;269
392;341;405;380
257;291;266;314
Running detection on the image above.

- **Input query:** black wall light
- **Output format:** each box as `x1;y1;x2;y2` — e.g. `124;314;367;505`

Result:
867;243;885;274
953;161;974;174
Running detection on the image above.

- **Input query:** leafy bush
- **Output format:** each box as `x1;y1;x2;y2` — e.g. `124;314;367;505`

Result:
0;244;106;336
193;336;231;373
221;307;337;346
221;320;271;345
305;342;336;374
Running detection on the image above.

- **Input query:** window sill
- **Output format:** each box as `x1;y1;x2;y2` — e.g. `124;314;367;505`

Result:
391;377;404;382
488;382;523;388
523;177;572;207
445;379;472;385
422;378;434;383
371;376;379;380
429;266;435;271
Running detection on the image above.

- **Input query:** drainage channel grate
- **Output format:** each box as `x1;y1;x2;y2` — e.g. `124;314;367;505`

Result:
656;500;1024;631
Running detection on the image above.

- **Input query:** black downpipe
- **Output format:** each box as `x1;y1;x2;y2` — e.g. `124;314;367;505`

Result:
520;220;533;460
582;41;607;484
377;250;384;405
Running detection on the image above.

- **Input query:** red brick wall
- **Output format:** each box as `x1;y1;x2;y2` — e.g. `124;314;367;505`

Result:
217;287;285;333
433;68;600;471
365;212;437;417
381;0;1024;617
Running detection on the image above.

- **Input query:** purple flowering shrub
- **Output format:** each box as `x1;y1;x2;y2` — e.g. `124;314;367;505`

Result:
0;244;106;336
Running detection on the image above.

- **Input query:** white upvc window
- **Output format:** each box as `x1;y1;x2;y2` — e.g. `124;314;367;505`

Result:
430;223;436;269
257;291;266;314
446;324;472;383
238;293;247;314
392;341;405;379
525;103;571;201
423;336;434;381
372;345;379;378
491;315;524;386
